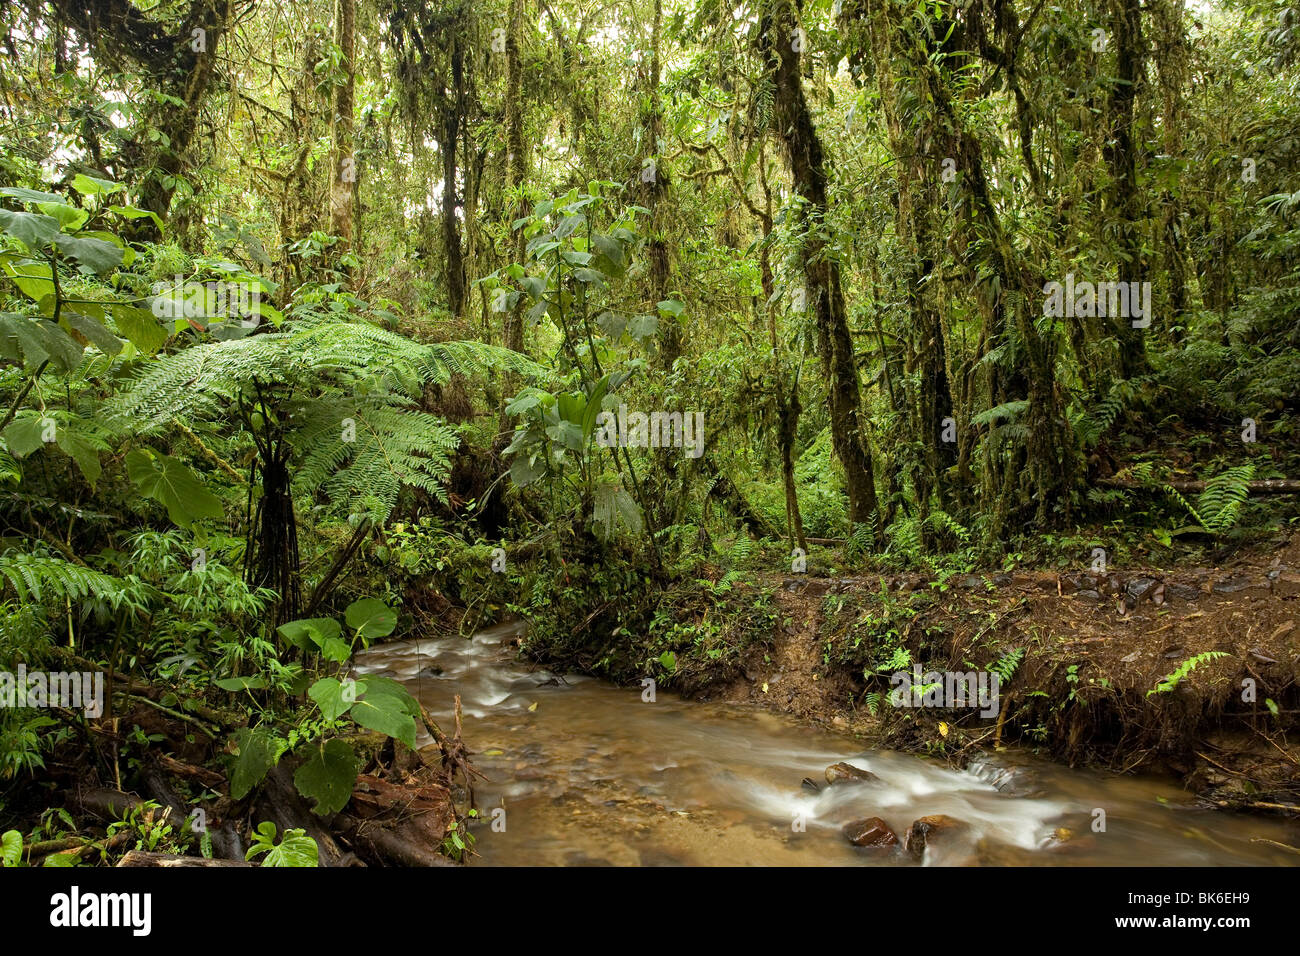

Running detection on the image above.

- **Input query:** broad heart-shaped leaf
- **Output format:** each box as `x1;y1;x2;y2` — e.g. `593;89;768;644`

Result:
345;598;397;640
0;314;83;371
349;676;420;749
259;829;319;867
228;728;283;800
0;187;65;205
54;235;123;274
545;419;584;451
2;415;51;457
0;209;61;248
71;174;124;197
56;426;102;485
108;303;168;353
62;311;123;356
277;616;342;653
349;692;417;749
1;829;21;867
590;233;625;268
504;392;542;417
308;676;367;721
318;636;352;664
38;201;88;232
0;254;55;307
293;738;362;816
124;448;225;529
627;313;659;342
509;453;545;487
596;310;627;341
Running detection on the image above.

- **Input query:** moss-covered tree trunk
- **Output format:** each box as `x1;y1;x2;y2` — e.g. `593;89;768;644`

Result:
765;0;879;532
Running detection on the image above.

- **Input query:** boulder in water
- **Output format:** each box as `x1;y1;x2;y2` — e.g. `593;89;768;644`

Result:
904;814;970;857
843;816;898;848
825;762;879;786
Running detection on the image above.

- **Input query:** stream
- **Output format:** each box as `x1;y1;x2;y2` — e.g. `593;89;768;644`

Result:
354;621;1298;866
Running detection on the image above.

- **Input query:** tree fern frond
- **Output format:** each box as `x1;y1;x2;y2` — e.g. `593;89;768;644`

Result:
0;551;130;607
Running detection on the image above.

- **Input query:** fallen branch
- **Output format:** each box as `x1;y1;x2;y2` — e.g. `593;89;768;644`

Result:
1100;478;1300;495
117;850;254;867
334;813;456;867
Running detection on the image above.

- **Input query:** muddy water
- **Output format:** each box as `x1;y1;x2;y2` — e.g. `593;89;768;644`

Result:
355;622;1298;866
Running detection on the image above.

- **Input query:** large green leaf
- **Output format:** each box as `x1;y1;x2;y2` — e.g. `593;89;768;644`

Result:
0;314;83;370
308;676;365;721
108;304;167;353
278;616;342;653
0;187;65;205
125;448;225;528
72;174;124;197
293;738;361;816
344;597;397;640
2;415;52;457
349;677;419;749
62;311;123;356
1;829;21;867
0;254;55;309
56;426;102;484
0;209;61;249
228;728;282;800
54;235;123;274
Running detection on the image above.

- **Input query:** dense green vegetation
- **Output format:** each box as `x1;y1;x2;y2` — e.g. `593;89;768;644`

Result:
0;0;1297;865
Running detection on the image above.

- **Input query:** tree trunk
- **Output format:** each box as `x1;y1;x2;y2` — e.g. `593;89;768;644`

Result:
765;0;879;533
329;0;356;253
442;36;466;316
1105;0;1150;377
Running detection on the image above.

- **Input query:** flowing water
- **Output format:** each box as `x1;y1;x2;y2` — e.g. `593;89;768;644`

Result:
355;622;1299;866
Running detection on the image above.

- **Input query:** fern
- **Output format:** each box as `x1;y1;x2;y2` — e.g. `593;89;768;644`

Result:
971;400;1029;429
112;316;542;522
990;647;1025;684
113;316;545;431
0;551;130;607
292;396;460;521
1147;651;1230;696
925;509;970;544
1166;464;1255;535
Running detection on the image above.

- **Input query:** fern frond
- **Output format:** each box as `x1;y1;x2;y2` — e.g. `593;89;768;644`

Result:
0;551;129;607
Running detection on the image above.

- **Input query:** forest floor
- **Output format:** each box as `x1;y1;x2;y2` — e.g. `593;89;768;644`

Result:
703;534;1300;815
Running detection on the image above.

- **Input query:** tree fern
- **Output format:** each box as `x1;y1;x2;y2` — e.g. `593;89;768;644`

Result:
293;396;460;520
0;551;130;607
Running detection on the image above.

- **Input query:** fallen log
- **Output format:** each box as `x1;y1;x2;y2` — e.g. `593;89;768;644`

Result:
75;788;143;821
117;850;254;867
1100;478;1300;495
335;813;457;867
